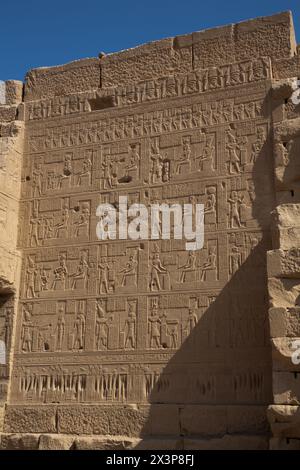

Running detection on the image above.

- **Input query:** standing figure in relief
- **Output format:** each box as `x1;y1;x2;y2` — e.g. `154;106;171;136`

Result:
2;307;13;351
21;304;33;353
148;308;161;348
98;257;110;294
124;304;136;349
228;191;243;228
186;308;198;335
226;129;241;174
95;300;108;350
26;256;37;298
77;152;92;186
150;252;169;291
230;246;242;275
30;208;41;247
55;306;65;351
32;163;43;197
73;313;86;350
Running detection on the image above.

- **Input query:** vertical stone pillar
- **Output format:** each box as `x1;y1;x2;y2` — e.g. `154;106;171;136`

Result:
267;79;300;448
0;80;24;430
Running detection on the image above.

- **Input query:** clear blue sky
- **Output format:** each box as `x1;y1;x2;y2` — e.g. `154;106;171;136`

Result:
0;0;299;81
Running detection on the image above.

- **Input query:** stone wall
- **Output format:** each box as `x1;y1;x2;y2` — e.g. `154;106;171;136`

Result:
0;80;24;428
1;11;300;450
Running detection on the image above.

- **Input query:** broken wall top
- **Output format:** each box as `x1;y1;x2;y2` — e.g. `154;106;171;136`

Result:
23;11;297;101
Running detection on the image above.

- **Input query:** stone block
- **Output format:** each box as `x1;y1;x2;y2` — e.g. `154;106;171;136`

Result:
4;405;57;433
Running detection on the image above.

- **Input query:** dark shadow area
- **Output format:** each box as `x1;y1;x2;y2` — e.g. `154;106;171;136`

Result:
135;94;275;447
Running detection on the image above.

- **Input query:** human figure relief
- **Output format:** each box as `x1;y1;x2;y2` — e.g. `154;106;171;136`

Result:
29;208;41;247
98;257;110;294
226;129;241;174
125;143;140;177
120;254;138;287
21;304;33;353
204;187;217;221
198;134;215;171
178;251;197;283
124;303;136;349
175;137;192;174
250;127;266;164
200;247;217;281
32;163;43;197
77;151;92;186
60;153;73;188
55;306;65;352
95;300;109;350
150;252;169;291
26;256;37;298
54;206;69;238
228;191;244;229
230;245;242;275
72;312;86;350
167;323;179;348
73;203;90;238
39;266;49;291
186;308;198;335
0;307;13;351
148;308;161;348
102;155;117;189
52;254;68;290
70;252;89;290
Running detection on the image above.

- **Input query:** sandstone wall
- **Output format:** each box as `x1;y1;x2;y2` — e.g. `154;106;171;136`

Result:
1;11;300;450
0;80;24;429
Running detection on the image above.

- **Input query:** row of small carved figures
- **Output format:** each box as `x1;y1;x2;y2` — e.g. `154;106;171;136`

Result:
27;58;270;120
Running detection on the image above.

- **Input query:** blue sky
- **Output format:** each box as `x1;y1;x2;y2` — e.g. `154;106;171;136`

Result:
0;0;299;81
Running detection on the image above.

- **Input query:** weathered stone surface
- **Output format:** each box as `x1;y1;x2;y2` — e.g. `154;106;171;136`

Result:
57;405;150;436
268;405;300;438
24;58;100;101
0;106;18;122
1;10;300;450
270;307;300;338
0;433;40;450
4;406;57;433
273;373;300;405
183;435;268;450
4;81;23;106
271;337;300;371
267;249;300;278
101;38;192;88
272;204;300;250
74;435;138;450
226;406;269;434
38;434;74;450
270;437;300;449
180;405;227;436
